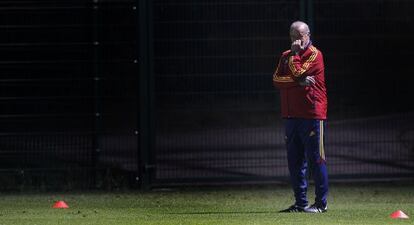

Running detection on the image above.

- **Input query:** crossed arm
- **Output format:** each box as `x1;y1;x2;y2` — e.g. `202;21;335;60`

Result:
273;55;316;89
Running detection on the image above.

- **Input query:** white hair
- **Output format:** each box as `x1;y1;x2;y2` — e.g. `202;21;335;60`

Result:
290;21;310;34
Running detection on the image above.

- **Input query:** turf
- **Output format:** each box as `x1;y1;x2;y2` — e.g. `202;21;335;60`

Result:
0;183;413;225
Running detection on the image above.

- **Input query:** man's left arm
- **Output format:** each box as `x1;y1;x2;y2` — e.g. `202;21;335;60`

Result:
288;47;320;80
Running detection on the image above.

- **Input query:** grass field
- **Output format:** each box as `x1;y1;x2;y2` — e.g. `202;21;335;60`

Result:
0;182;413;225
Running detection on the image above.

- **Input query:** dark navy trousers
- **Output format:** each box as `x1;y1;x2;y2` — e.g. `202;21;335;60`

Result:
284;118;328;207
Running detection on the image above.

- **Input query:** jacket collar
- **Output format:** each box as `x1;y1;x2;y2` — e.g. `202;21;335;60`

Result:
300;40;312;54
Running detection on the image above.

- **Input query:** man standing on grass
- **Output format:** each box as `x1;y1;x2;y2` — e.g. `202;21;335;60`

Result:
273;21;328;213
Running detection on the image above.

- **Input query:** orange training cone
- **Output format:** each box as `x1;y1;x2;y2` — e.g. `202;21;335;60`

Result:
390;210;409;219
52;201;69;209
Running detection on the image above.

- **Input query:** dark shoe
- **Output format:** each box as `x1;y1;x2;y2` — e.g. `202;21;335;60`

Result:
304;203;327;213
279;204;307;213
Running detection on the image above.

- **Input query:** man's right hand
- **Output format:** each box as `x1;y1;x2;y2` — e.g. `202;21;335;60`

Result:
291;40;304;54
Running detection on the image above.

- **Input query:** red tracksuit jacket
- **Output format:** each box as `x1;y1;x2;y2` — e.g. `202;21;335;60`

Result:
273;44;327;119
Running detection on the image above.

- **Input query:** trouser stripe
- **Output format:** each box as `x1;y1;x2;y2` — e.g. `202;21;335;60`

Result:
319;120;326;160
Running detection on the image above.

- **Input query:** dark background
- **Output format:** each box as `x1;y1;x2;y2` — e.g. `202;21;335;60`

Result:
0;0;413;190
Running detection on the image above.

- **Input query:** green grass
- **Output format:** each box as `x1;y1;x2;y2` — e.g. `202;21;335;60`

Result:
0;183;413;225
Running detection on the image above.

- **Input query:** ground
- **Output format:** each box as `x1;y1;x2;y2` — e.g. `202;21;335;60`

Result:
0;182;413;225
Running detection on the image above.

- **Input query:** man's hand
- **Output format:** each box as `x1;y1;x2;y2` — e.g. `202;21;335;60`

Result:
299;76;316;86
291;40;304;54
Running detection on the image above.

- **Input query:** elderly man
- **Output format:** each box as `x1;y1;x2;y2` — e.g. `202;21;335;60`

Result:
273;21;328;213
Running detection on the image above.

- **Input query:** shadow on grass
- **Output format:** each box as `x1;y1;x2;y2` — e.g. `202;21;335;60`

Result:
166;211;275;215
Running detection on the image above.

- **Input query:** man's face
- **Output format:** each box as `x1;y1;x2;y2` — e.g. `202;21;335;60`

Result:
290;28;309;46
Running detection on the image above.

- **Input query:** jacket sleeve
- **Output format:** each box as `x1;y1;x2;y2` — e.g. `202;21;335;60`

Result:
288;47;319;80
273;55;299;89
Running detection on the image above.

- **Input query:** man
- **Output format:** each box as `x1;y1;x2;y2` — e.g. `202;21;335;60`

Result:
273;21;328;213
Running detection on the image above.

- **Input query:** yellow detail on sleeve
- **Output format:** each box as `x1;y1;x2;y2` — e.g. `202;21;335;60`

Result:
288;46;318;77
273;74;294;82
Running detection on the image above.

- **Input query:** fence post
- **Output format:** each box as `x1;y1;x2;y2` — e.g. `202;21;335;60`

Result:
92;0;101;189
299;0;306;21
299;0;314;31
137;0;155;190
307;0;314;33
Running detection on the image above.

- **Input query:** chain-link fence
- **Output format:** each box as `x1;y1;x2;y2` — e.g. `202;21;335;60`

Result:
152;0;414;185
0;0;139;190
1;0;413;190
